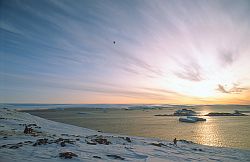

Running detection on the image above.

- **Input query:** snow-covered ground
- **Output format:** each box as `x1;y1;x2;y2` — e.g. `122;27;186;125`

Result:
0;109;249;162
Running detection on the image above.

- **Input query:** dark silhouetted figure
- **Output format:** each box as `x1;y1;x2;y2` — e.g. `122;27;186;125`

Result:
24;126;28;134
113;41;116;44
24;126;33;134
173;138;177;146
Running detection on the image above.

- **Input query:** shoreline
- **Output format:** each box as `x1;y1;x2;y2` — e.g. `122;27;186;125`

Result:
21;107;250;150
19;109;250;151
1;108;250;161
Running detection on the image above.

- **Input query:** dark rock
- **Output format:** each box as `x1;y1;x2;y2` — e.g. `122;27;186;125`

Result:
9;145;19;149
93;156;101;159
86;140;97;145
193;148;203;151
125;137;131;142
55;138;75;145
63;139;75;144
59;152;78;159
31;133;39;137
24;141;33;144
150;143;165;147
35;138;48;145
107;155;125;160
47;141;54;144
56;138;63;143
179;139;194;144
92;138;111;145
60;142;66;147
24;126;33;134
28;124;37;127
205;112;247;116
125;146;133;149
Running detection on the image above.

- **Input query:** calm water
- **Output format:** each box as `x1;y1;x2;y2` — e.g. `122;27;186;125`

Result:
24;105;250;150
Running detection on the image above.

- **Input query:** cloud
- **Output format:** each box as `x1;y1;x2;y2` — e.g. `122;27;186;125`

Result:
114;50;164;78
217;84;229;93
218;49;237;66
174;62;203;82
140;87;180;95
0;72;175;101
230;85;248;93
217;84;247;94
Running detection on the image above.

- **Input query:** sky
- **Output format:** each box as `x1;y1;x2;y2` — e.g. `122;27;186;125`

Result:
1;0;250;104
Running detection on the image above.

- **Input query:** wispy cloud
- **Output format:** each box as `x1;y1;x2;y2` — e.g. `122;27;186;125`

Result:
174;61;203;82
217;84;228;93
217;84;247;94
218;48;238;67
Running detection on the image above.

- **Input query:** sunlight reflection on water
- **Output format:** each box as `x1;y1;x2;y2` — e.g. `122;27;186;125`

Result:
195;118;222;147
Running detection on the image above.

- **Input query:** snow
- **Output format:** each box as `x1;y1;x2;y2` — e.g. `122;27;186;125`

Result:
0;109;249;162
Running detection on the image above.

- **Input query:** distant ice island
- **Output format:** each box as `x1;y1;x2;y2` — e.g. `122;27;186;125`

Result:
155;109;248;117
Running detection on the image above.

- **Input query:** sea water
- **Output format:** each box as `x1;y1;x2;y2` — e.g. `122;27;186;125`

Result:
7;104;250;150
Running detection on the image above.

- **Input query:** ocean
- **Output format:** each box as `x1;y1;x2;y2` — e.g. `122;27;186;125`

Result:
2;104;250;150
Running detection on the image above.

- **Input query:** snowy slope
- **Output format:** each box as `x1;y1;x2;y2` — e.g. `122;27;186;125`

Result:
0;109;249;162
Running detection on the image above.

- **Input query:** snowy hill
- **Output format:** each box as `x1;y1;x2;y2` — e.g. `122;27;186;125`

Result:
0;109;249;162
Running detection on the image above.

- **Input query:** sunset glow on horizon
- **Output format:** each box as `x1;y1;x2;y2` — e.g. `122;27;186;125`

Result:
1;0;250;104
